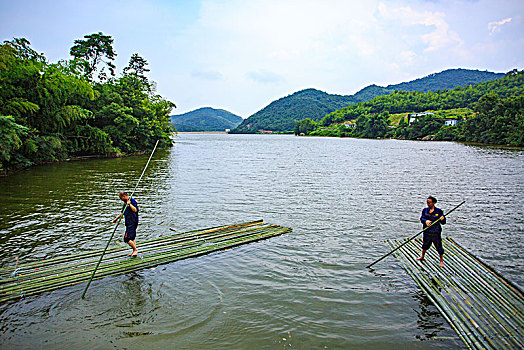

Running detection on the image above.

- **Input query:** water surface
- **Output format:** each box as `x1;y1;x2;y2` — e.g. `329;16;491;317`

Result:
1;134;523;349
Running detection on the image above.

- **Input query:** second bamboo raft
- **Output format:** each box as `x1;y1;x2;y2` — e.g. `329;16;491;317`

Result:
387;236;524;350
0;220;291;303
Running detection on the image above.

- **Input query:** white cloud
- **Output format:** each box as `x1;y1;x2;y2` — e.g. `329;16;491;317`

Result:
24;0;509;116
399;51;417;66
488;17;512;34
246;70;285;84
148;0;524;114
2;0;522;117
191;70;223;80
376;2;463;53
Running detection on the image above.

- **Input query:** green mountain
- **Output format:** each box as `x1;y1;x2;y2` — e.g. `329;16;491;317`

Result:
231;89;357;133
171;107;243;132
295;69;523;146
377;68;505;93
231;69;505;133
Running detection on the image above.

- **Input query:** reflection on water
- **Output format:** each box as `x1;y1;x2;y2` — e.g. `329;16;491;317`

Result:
412;291;450;341
0;134;522;349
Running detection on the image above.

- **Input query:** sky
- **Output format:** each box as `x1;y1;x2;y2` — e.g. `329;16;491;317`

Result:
1;0;523;117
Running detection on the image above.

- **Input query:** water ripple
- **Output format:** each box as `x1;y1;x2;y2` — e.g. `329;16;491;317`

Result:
0;135;521;349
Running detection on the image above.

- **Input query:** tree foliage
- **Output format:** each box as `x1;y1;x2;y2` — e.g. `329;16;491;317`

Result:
296;71;524;146
234;69;503;134
69;32;117;82
123;53;150;86
0;35;175;170
232;89;358;133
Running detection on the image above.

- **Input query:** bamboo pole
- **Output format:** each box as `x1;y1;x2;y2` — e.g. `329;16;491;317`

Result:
405;238;519;347
447;237;524;299
0;220;265;277
81;140;159;299
442;239;524;317
388;237;524;349
400;239;510;349
1;222;273;288
392;239;491;349
1;227;290;302
443;242;524;335
1;222;291;303
445;240;524;318
387;240;476;349
1;224;277;293
426;238;524;342
366;200;465;268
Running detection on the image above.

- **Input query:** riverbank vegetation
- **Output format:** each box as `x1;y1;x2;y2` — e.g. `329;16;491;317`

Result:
294;70;524;146
0;34;175;170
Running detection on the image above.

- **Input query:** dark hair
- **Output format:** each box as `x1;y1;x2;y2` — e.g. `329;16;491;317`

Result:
118;191;128;198
427;196;437;204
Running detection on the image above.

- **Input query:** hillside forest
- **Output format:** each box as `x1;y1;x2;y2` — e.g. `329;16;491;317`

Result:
170;107;242;132
232;69;503;134
0;34;175;170
294;71;524;146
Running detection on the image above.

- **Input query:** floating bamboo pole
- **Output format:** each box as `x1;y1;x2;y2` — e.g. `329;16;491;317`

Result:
3;223;284;290
403;239;523;349
2;226;289;302
399;240;513;349
387;241;475;349
390;240;488;349
0;220;292;303
387;236;524;350
0;220;269;281
0;220;266;278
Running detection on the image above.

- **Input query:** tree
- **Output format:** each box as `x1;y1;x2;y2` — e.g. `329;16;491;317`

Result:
123;53;150;85
3;38;45;62
0;35;175;170
69;32;117;81
354;112;390;138
294;118;316;135
0;116;28;168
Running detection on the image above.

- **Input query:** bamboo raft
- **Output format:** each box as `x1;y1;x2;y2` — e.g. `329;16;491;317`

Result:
387;236;524;349
0;220;291;303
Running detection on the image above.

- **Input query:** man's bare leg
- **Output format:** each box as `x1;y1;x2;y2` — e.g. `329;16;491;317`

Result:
439;254;444;267
417;249;426;261
127;240;138;256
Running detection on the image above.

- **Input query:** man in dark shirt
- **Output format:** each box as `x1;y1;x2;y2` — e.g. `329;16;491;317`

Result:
417;196;446;267
112;191;139;257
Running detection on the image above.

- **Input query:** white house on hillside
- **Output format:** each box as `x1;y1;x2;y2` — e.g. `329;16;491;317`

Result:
408;112;435;125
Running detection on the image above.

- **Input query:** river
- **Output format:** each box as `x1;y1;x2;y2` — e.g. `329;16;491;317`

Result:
1;134;523;349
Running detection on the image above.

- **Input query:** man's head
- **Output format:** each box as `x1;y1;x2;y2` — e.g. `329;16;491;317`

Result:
119;191;129;201
427;196;437;207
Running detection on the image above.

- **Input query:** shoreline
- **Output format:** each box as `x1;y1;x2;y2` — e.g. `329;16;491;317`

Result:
176;131;228;134
1;149;158;176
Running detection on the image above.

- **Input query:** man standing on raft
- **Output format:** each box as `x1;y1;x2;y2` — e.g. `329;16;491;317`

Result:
417;196;446;267
113;191;139;257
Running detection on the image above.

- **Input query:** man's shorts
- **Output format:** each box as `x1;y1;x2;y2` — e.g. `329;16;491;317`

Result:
422;234;444;255
124;226;137;243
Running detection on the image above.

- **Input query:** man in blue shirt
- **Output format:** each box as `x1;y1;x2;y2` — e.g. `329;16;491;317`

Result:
417;196;446;267
112;191;139;257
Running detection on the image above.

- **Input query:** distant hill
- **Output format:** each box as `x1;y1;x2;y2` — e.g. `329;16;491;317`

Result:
231;89;358;133
171;107;243;132
380;68;505;93
231;68;505;133
297;69;524;146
